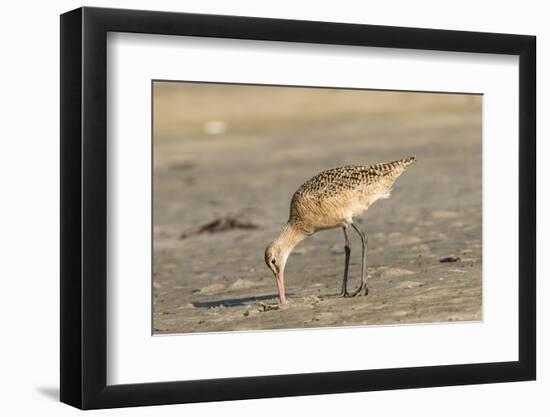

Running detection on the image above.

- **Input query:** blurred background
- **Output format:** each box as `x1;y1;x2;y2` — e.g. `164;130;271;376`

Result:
152;81;482;334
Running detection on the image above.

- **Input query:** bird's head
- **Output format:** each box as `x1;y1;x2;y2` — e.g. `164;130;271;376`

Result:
264;240;290;304
264;223;307;304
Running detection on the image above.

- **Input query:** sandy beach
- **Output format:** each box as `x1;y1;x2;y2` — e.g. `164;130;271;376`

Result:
152;83;482;334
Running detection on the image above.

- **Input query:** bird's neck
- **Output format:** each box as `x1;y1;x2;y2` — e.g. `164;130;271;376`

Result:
276;223;307;254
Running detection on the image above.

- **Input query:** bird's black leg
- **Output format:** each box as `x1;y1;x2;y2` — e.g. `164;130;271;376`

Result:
340;226;352;297
350;223;369;296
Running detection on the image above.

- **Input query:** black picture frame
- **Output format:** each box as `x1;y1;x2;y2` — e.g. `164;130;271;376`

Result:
60;6;536;410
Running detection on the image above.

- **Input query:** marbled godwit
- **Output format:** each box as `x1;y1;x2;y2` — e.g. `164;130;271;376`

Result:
264;156;416;304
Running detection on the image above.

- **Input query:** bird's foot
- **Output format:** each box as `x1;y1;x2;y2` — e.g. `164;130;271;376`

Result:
340;289;351;297
350;284;369;297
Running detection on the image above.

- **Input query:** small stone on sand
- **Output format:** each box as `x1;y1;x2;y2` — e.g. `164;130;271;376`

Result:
257;302;279;312
439;255;461;263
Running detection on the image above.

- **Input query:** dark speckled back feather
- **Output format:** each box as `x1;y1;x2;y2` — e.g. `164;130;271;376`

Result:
293;156;416;199
288;156;416;233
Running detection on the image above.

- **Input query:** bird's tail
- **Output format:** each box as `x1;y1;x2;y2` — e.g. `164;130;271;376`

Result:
393;155;417;172
392;156;416;169
369;156;417;189
377;156;416;176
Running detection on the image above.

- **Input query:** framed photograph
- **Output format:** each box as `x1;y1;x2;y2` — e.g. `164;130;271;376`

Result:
60;6;536;409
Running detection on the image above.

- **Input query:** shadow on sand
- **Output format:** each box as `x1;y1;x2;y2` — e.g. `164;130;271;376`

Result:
193;294;289;308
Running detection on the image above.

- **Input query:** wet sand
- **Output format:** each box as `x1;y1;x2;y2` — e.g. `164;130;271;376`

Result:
153;83;482;334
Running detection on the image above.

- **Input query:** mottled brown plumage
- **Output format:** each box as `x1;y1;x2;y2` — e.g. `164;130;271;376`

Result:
265;156;416;303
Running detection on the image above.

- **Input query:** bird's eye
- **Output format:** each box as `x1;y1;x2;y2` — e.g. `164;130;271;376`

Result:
271;259;276;265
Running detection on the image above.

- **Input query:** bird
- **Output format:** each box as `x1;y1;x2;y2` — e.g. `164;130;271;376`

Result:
264;156;416;304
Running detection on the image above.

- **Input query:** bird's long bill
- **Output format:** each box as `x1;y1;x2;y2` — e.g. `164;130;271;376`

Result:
277;271;287;304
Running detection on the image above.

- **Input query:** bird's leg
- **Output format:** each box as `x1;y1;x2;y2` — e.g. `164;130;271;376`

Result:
340;226;352;297
350;223;369;296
